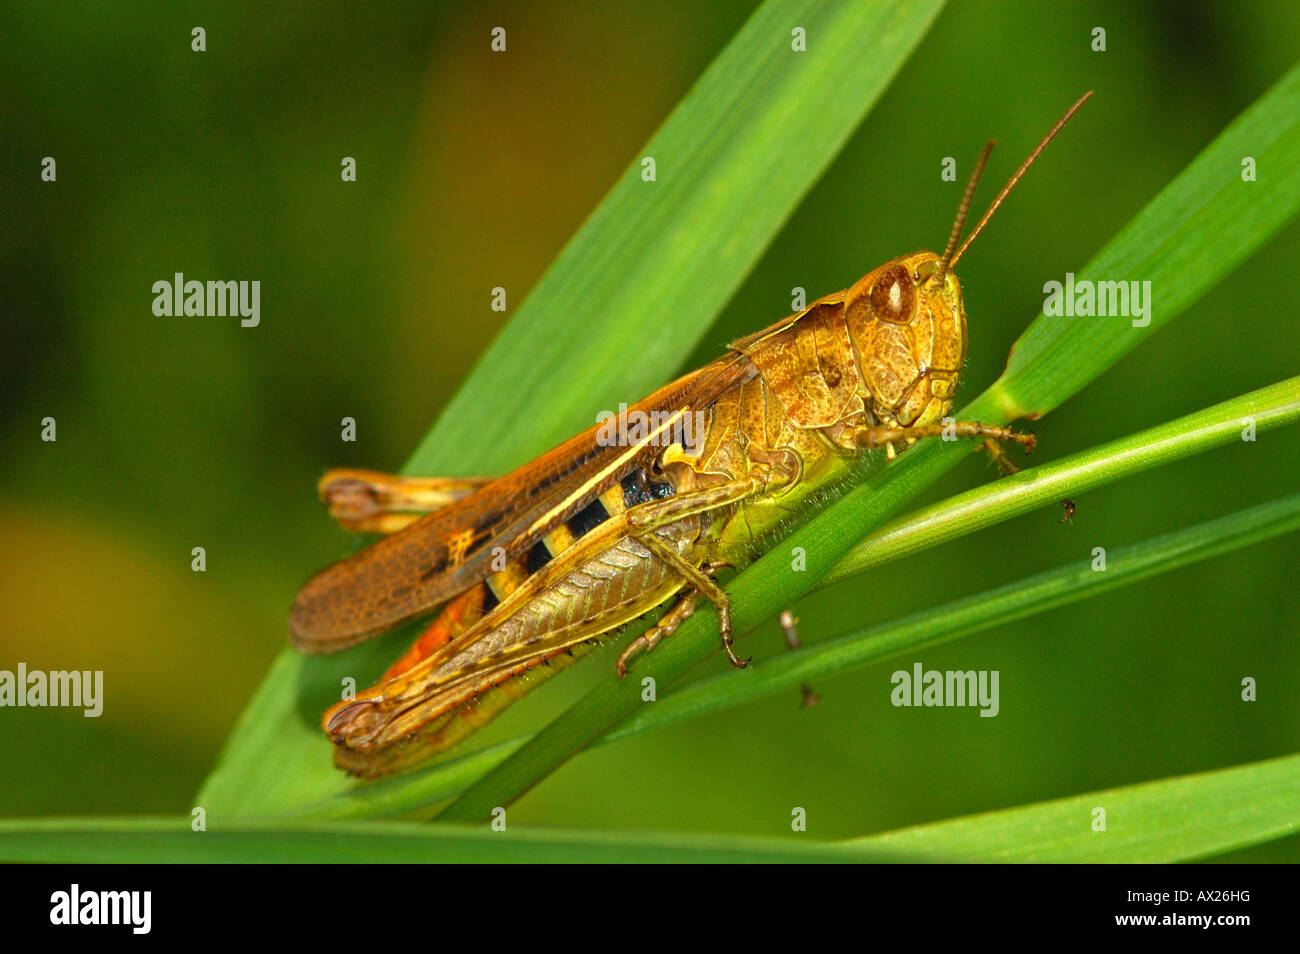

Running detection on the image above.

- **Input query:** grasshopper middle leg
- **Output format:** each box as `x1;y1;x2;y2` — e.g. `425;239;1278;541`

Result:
615;469;790;674
637;534;744;669
845;420;1036;453
616;591;700;677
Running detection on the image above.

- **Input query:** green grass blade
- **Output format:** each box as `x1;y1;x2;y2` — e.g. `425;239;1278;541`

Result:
8;750;1294;863
625;492;1300;735
408;0;947;474
284;486;1300;820
279;376;1297;819
0;818;911;864
847;752;1300;862
824;375;1300;585
198;0;946;818
440;64;1300;822
989;65;1300;421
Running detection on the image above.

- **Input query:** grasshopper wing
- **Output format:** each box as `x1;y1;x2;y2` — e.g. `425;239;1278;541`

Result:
326;525;698;776
290;353;754;652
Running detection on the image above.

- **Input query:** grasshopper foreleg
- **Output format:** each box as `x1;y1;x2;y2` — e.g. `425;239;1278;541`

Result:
979;436;1022;475
846;421;1037;453
317;468;495;534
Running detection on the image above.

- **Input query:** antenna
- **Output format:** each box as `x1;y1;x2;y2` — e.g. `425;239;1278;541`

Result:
941;90;1094;279
930;140;995;288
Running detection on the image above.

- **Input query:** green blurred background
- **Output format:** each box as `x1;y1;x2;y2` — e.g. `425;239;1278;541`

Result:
1;1;1297;858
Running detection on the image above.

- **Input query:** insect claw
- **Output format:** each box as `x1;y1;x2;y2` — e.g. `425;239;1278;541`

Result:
617;639;651;678
616;640;643;678
725;649;751;669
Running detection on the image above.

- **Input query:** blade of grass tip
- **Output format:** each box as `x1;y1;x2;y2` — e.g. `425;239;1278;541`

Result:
847;751;1300;862
439;65;1300;822
285;377;1298;820
199;0;948;818
407;0;948;475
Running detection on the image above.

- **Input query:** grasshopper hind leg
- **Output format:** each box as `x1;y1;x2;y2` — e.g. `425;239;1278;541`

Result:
331;639;603;778
617;468;796;674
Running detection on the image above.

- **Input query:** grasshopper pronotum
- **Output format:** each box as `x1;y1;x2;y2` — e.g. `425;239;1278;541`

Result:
291;93;1092;777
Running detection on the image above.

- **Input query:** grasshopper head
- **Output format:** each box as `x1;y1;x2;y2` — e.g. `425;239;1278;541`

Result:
843;251;967;430
840;91;1092;434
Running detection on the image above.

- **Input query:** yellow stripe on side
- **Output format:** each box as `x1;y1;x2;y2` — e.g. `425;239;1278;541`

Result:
485;559;531;602
523;410;688;539
541;522;577;558
598;484;628;517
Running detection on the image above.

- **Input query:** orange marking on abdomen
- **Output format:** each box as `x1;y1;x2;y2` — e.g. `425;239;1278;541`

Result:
382;585;486;679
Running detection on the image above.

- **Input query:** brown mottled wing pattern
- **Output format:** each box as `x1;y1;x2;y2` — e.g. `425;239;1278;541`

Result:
289;352;755;652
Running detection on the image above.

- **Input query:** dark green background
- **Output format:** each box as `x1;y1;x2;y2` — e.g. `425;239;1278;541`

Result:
1;1;1296;858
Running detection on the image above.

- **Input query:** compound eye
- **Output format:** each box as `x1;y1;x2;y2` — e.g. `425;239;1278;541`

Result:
870;264;915;323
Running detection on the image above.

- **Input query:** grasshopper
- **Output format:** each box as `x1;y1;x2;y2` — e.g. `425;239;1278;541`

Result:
291;93;1091;777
